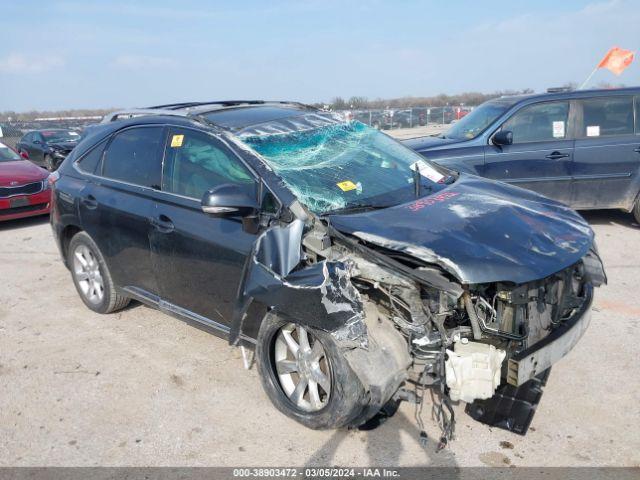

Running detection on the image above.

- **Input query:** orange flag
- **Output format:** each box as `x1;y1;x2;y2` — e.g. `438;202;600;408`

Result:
597;47;635;76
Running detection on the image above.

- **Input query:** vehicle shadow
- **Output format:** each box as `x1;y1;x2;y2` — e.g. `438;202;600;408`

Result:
0;214;50;232
579;209;639;229
304;409;458;468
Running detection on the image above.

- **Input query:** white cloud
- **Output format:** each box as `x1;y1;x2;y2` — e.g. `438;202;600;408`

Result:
110;54;176;70
581;0;621;15
0;53;65;74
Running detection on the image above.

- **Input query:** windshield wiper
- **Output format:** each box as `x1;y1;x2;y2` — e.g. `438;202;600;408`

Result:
326;203;387;215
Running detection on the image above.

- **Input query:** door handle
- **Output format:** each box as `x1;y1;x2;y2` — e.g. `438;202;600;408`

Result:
633;147;640;153
545;151;570;160
81;194;98;210
151;214;174;233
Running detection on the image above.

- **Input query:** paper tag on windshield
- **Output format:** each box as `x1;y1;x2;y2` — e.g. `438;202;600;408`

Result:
552;121;565;138
586;125;600;137
412;160;445;183
336;180;358;192
170;134;184;147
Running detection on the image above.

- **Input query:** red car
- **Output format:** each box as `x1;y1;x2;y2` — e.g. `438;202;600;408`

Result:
0;142;51;221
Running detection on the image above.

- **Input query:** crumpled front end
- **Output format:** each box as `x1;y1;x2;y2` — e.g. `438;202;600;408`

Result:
229;196;605;446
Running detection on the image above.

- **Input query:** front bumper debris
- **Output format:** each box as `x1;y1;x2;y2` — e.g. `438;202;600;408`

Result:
506;284;593;386
466;368;552;435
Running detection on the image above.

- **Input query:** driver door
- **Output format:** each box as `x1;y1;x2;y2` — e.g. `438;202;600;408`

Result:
150;127;260;327
26;132;45;166
483;100;575;205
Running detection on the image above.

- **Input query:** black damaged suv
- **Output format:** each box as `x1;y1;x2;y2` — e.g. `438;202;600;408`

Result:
50;101;605;440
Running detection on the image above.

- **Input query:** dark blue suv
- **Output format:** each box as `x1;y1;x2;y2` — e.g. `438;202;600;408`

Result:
49;101;605;441
404;87;640;222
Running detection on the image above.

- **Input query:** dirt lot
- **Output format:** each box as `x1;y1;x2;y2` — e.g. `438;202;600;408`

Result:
1;207;639;467
383;124;447;140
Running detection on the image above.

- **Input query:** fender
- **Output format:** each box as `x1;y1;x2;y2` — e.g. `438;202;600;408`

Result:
229;219;367;346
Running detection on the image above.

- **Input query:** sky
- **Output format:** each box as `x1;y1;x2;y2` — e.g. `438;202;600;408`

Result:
1;0;639;112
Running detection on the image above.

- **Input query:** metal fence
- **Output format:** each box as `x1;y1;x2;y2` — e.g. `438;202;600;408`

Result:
0;117;100;149
340;105;474;130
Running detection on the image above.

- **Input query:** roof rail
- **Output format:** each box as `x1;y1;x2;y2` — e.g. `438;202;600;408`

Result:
546;87;574;93
100;108;191;123
148;100;267;110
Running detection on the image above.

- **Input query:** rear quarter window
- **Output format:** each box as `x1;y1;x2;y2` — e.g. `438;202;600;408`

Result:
76;140;107;174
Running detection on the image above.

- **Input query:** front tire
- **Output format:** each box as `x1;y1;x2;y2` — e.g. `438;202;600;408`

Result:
633;199;640;224
68;231;130;314
256;313;366;429
44;154;55;171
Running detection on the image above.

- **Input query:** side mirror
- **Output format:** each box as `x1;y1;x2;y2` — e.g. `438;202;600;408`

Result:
201;183;259;217
20;151;29;159
493;130;513;146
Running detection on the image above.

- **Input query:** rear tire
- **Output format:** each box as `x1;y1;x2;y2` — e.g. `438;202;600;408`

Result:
68;231;130;314
256;313;367;430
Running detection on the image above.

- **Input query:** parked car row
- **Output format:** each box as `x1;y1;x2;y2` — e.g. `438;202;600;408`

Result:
349;106;472;129
47;99;605;445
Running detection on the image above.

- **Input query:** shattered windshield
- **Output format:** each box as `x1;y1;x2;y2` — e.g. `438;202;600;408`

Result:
241;121;448;214
445;100;513;140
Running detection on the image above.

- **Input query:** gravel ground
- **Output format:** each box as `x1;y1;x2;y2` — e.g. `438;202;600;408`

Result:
0;207;639;467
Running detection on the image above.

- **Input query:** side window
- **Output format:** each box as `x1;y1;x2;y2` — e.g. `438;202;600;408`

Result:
102;127;164;188
502;101;569;143
23;133;33;143
579;96;634;137
76;140;107;174
162;129;254;199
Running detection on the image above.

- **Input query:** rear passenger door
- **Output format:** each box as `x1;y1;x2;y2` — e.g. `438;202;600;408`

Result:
150;127;260;328
484;101;574;204
77;125;164;296
571;95;639;209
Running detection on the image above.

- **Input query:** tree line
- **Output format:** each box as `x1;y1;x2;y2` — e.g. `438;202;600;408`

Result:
1;82;626;121
317;89;535;110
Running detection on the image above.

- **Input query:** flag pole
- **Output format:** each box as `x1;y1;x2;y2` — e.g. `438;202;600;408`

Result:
578;66;599;90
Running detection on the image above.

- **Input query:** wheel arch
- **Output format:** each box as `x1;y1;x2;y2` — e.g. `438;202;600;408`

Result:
60;224;83;268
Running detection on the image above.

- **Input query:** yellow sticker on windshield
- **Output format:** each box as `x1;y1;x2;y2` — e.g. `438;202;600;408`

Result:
336;180;357;192
170;134;184;147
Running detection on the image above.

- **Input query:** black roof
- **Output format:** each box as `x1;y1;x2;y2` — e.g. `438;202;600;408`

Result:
489;86;640;107
147;100;318;130
101;101;319;129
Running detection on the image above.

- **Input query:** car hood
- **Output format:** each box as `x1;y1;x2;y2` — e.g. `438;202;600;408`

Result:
402;135;462;151
328;175;594;285
0;160;48;186
49;141;77;152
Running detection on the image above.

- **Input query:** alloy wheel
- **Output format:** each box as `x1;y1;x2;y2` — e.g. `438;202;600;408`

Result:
73;244;104;305
273;323;331;412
